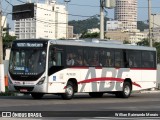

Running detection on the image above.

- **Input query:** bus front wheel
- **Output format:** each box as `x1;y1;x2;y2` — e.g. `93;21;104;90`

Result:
61;81;74;100
115;82;131;98
31;93;44;99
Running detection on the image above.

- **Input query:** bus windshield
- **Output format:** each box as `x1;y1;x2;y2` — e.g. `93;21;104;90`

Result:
9;48;47;76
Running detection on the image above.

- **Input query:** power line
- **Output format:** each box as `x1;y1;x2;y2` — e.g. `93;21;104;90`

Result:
36;6;93;18
34;18;67;25
4;0;13;6
15;0;94;18
68;3;99;8
16;0;26;4
33;18;69;29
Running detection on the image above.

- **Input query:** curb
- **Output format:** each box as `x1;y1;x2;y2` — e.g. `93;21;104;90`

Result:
140;90;160;93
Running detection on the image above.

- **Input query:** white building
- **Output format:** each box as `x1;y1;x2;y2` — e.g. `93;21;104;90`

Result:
2;16;7;36
105;29;148;44
87;28;100;33
106;20;123;31
151;14;160;28
115;0;137;30
152;27;160;42
14;0;67;39
150;14;160;42
129;31;148;44
9;31;15;36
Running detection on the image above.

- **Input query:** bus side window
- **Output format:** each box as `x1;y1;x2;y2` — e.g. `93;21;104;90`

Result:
142;51;155;68
115;51;123;68
126;50;141;68
49;48;56;68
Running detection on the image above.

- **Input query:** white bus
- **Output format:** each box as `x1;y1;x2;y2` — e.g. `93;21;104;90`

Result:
8;39;157;99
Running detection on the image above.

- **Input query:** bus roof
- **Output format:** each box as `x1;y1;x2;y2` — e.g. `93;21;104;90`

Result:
49;39;156;51
14;39;156;51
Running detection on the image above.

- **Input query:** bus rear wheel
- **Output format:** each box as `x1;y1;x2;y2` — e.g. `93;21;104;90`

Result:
115;82;131;98
89;92;104;98
31;93;44;99
61;81;74;100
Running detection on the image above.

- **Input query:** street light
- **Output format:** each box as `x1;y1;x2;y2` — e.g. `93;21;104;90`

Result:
64;0;71;39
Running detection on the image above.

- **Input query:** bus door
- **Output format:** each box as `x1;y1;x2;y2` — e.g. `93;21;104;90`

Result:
48;45;64;76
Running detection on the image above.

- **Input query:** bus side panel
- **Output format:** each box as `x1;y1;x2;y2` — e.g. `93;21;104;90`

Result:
47;69;82;93
78;68;130;93
140;69;157;89
125;69;142;91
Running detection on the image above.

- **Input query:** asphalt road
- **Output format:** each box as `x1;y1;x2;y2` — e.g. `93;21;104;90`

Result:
0;91;160;119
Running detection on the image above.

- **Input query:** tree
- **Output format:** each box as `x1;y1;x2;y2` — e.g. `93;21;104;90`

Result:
2;33;16;60
80;32;100;39
3;33;16;48
123;40;131;44
137;21;148;31
137;38;149;46
154;42;160;63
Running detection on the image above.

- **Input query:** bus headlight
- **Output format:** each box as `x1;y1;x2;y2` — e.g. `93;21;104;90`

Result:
37;77;46;85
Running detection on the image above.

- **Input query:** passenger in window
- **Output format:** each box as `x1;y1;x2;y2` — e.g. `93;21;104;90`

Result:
129;56;137;67
76;56;83;66
106;58;113;67
49;55;56;67
83;59;88;66
90;54;99;66
66;53;75;66
129;56;134;67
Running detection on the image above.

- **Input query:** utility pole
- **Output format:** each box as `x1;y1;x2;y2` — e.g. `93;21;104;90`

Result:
64;0;71;39
0;1;3;64
0;0;5;92
100;0;104;39
148;0;152;47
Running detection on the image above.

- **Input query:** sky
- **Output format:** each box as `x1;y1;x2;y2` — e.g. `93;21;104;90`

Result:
1;0;160;30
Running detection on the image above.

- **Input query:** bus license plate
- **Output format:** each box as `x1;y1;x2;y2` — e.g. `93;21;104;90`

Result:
20;89;28;92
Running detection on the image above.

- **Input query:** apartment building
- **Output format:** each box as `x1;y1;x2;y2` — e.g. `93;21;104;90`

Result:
105;29;148;44
106;20;123;31
115;0;137;30
2;16;7;36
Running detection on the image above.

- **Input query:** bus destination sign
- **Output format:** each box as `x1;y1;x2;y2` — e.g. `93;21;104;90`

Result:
16;43;43;47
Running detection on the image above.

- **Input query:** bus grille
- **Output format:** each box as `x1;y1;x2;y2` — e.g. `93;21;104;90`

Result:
14;86;34;92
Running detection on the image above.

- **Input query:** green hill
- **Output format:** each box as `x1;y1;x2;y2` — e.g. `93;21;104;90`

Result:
69;16;149;34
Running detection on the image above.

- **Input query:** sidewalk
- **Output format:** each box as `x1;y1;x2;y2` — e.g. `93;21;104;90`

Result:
134;88;160;94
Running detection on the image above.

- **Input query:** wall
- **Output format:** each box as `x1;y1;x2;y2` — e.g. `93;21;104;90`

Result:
3;60;9;76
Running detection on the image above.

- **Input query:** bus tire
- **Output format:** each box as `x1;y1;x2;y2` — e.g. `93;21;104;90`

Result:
89;92;104;98
31;93;44;99
115;82;131;98
61;81;74;100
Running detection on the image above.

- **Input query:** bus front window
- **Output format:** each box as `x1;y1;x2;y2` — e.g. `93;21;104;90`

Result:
9;49;46;76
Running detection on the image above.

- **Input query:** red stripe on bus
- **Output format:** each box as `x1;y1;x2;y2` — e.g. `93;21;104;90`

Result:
78;77;123;84
77;77;142;88
132;82;141;88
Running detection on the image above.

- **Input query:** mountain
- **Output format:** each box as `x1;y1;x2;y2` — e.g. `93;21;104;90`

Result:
137;21;149;31
69;16;149;34
69;16;109;34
